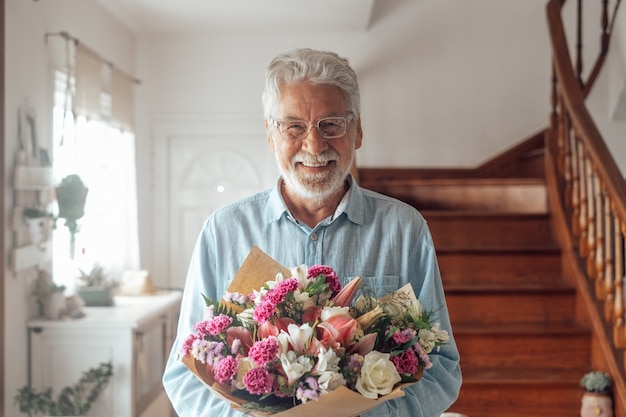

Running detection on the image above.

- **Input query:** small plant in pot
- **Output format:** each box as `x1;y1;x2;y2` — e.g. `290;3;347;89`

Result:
580;371;613;417
580;371;613;394
75;264;117;307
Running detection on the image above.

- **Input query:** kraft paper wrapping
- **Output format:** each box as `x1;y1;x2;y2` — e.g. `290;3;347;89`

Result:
182;354;408;417
183;245;416;417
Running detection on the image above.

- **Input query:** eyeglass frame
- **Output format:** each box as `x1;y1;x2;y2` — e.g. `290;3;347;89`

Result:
269;113;356;141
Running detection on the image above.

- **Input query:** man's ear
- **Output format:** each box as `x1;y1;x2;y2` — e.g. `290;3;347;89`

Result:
265;119;275;152
354;117;363;150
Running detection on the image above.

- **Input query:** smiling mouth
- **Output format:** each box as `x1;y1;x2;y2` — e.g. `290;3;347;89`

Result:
300;160;333;168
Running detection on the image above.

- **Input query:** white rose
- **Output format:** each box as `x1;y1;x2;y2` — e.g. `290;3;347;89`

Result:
234;357;256;390
355;351;401;399
317;370;346;393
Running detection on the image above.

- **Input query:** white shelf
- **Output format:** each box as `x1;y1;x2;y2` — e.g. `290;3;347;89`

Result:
14;165;56;190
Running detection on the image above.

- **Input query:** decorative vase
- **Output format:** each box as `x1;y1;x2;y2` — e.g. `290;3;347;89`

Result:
44;291;66;320
581;392;613;417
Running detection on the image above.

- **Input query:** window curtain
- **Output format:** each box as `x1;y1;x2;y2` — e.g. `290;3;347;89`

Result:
52;44;140;291
74;44;102;122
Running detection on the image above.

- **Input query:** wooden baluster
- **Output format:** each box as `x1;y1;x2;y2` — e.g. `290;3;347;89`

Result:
571;133;581;241
615;215;626;349
561;101;572;211
604;194;615;321
576;0;584;88
578;142;589;258
593;174;606;298
587;168;597;280
600;0;609;54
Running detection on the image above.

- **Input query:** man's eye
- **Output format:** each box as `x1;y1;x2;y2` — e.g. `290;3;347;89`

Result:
285;122;306;131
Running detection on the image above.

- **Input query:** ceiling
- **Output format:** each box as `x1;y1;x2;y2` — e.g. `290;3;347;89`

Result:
95;0;380;36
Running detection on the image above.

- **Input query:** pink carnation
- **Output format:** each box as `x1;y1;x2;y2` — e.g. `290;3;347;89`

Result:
253;299;277;323
213;356;238;384
243;367;275;395
181;333;201;356
266;278;299;305
192;320;212;337
391;348;419;375
206;314;233;335
248;337;279;366
308;265;341;295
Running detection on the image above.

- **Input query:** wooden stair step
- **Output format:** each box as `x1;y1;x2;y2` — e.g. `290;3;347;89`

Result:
368;177;548;213
447;367;583;417
437;248;563;286
445;283;576;325
453;323;590;369
424;212;557;250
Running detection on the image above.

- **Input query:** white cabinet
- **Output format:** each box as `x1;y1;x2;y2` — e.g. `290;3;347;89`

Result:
28;291;182;417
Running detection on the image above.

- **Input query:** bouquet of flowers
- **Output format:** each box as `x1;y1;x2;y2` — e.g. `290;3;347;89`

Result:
182;247;449;417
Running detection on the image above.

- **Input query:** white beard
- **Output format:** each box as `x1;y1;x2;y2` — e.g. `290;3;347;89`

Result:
277;149;353;206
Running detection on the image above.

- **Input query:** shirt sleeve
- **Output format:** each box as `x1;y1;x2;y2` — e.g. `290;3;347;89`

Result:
162;224;245;417
363;220;462;417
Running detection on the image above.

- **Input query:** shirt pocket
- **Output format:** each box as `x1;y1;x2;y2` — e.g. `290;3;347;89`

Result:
350;275;400;298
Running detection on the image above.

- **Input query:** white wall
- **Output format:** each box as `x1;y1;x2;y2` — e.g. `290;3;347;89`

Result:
4;1;135;415
5;0;625;415
134;0;554;274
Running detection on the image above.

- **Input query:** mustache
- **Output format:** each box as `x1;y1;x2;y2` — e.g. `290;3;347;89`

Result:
292;150;339;165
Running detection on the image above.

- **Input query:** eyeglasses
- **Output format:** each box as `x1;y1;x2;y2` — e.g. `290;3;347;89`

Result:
270;114;355;141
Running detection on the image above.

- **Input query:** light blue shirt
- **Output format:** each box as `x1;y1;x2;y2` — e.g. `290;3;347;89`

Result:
163;177;462;417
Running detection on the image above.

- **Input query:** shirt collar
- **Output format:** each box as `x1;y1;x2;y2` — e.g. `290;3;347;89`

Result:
266;175;365;226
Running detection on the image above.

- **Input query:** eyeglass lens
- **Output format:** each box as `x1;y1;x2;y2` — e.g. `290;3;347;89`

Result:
279;117;348;140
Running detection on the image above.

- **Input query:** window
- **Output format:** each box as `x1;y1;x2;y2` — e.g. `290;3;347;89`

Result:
52;70;140;291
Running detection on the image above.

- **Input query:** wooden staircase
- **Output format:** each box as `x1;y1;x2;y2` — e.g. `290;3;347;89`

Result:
358;141;594;417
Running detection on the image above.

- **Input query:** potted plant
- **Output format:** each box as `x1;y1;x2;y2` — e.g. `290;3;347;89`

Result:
15;361;113;416
580;371;613;417
75;264;117;307
22;207;54;246
32;270;66;320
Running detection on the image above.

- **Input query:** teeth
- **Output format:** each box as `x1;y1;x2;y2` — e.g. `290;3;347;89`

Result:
302;161;329;167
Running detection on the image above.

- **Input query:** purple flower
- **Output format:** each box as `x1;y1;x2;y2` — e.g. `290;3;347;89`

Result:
390;328;416;345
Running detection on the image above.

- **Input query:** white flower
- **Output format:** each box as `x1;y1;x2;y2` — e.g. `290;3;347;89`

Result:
355;351;401;399
202;304;215;321
237;307;254;328
405;299;423;322
431;322;450;348
282;322;314;353
280;351;313;385
234;357;256;390
418;328;437;353
293;289;316;311
317;371;346;393
313;347;345;393
313;346;341;373
290;264;310;289
320;306;350;321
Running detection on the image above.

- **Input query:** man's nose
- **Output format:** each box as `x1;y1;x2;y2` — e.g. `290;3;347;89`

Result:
301;125;328;155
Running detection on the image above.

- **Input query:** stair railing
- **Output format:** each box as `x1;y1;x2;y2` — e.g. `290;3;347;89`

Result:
545;0;626;407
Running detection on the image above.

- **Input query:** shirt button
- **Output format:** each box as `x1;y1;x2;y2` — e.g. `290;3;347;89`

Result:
310;233;318;241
